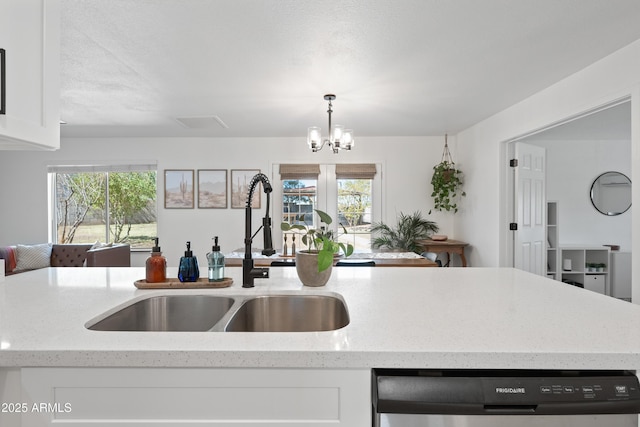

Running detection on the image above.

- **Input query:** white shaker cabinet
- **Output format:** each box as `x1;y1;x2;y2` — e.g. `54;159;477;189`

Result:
0;0;60;150
20;367;371;427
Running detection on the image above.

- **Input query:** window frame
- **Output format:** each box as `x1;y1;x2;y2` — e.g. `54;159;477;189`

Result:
47;162;158;247
272;163;382;252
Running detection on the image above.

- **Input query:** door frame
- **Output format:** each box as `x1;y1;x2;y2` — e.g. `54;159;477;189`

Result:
500;96;631;268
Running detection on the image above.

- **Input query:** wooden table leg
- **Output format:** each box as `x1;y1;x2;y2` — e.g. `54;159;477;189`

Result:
459;250;467;267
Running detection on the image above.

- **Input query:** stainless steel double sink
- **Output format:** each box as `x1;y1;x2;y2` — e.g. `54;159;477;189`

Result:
86;293;349;332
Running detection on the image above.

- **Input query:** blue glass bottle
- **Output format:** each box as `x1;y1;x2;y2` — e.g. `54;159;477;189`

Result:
178;241;200;282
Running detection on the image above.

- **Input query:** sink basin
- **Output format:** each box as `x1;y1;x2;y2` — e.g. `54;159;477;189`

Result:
87;293;349;333
224;295;349;332
87;295;235;331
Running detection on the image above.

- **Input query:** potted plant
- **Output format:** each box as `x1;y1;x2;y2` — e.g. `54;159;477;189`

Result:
281;209;353;287
429;134;466;214
370;211;438;254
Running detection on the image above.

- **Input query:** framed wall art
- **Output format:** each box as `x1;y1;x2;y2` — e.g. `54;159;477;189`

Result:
198;169;227;208
164;169;194;209
231;169;261;209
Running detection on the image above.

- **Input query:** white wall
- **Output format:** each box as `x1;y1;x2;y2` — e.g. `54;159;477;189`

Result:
528;139;631;251
0;136;453;267
455;39;640;270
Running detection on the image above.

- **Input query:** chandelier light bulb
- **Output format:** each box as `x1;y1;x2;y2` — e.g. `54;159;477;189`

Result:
307;126;321;151
332;124;344;143
343;129;354;150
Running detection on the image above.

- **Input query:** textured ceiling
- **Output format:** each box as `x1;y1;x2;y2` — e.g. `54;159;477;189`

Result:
59;0;640;138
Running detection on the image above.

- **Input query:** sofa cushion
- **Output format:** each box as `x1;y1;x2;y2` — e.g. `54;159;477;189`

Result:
51;244;93;267
86;243;131;267
15;243;53;272
0;246;17;273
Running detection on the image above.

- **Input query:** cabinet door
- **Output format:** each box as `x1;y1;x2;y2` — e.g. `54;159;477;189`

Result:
21;367;371;426
584;275;606;294
0;0;60;150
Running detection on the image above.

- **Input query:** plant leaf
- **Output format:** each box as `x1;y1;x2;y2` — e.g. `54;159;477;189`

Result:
315;209;333;225
317;250;333;272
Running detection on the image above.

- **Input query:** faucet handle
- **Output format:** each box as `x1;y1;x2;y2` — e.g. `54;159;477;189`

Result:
255;267;269;278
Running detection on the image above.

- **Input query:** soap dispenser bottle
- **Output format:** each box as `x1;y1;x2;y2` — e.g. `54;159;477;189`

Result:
207;236;225;282
178;241;200;282
146;238;167;283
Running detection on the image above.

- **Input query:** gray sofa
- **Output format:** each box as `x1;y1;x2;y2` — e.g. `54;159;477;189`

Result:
0;243;130;275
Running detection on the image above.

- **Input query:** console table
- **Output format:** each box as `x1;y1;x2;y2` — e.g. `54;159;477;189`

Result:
416;239;469;267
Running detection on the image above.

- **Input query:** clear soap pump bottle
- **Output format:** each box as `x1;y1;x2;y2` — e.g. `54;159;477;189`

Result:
207;236;225;282
145;238;166;283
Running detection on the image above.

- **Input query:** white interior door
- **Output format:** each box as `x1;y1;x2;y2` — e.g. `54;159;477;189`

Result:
513;142;546;275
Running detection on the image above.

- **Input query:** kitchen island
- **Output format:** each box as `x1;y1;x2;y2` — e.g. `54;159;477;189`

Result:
1;266;640;426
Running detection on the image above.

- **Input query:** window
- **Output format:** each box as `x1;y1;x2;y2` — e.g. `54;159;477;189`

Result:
337;178;372;251
275;163;380;252
49;164;157;249
283;179;317;227
278;164;320;250
335;164;376;251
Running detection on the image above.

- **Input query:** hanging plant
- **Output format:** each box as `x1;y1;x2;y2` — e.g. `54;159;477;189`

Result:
430;134;466;214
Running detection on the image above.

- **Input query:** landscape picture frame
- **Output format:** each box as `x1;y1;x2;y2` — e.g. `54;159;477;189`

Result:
164;169;194;209
231;169;261;209
197;169;227;209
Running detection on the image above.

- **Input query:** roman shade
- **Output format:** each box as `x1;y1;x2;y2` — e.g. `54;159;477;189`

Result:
279;164;321;180
47;162;157;173
335;163;377;179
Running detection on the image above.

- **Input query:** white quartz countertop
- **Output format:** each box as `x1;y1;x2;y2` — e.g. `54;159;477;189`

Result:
2;266;640;370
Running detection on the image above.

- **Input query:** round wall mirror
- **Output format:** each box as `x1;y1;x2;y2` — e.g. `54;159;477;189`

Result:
590;171;631;216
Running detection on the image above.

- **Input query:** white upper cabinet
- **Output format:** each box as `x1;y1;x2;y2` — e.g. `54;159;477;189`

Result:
0;0;60;150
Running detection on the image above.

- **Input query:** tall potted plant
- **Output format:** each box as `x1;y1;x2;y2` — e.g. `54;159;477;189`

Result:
371;211;438;253
430;134;466;214
281;209;353;287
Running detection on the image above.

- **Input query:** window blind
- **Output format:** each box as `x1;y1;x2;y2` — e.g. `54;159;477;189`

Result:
47;161;157;173
335;163;377;179
279;164;321;180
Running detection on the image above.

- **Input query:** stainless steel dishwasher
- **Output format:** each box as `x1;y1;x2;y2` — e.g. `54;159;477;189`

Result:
373;369;640;427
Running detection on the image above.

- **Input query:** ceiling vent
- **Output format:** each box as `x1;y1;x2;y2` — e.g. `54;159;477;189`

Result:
174;116;229;129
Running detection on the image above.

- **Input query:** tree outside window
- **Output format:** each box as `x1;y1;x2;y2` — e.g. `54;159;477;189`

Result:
54;170;157;248
337;179;372;250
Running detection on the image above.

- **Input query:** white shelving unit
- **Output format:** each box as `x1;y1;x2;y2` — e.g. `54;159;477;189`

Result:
546;201;611;296
559;247;611;295
546;201;559;280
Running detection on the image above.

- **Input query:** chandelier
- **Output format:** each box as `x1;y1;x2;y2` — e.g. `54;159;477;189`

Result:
307;94;355;154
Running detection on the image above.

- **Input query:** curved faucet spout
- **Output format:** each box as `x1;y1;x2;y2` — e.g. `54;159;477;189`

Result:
243;173;275;288
246;173;273;206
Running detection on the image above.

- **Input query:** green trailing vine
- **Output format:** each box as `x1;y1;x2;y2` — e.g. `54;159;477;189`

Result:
430;135;466;214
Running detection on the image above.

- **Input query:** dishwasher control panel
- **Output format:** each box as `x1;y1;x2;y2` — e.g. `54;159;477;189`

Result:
486;374;640;403
373;369;640;415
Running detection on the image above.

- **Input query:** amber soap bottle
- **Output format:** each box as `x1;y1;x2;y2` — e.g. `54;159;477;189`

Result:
145;238;167;283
